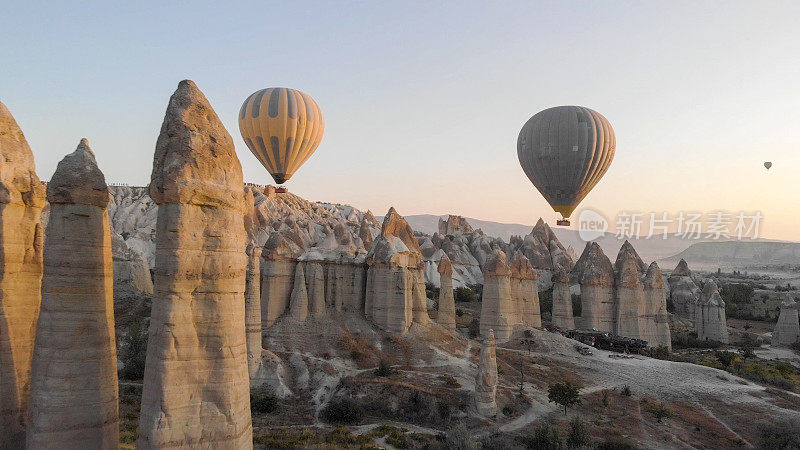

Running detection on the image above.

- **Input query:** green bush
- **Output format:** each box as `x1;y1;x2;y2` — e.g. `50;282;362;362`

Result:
250;388;278;414
456;308;464;317
621;385;632;397
454;286;477;302
539;289;553;317
720;283;755;305
119;321;148;380
375;359;394;377
468;318;480;338
548;382;581;415
445;423;478;450
757;420;800;450
571;294;582;317
520;424;562;449
566;417;590;448
320;398;363;424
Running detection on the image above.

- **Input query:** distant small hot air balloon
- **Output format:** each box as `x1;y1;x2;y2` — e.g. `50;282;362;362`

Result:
764;161;772;170
517;106;616;226
238;88;324;184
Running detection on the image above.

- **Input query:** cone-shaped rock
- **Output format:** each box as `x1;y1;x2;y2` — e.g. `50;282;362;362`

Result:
27;140;119;448
510;251;541;328
436;255;456;331
139;80;252;448
480;249;516;341
614;243;646;339
667;259;701;316
642;262;671;349
474;330;498;417
573;242;614;332
289;264;308;321
551;269;574;330
260;231;301;327
772;299;800;347
695;279;729;344
0;101;46;447
365;207;428;333
245;241;263;382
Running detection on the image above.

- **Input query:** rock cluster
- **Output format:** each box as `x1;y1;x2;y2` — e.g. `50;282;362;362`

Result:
772;299;800;347
438;214;474;235
510;218;574;290
570;241;671;347
27;140;119;447
0;101;46;447
436;255;456;331
510;251;541;328
667;259;701;316
480;249;540;341
694;279;729;344
365;208;430;333
138;80;252;448
473;330;498;417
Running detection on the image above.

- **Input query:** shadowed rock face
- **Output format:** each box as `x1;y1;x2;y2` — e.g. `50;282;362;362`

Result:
245;242;263;383
614;240;647;275
695;279;729;344
511;218;573;290
510;251;541;329
668;259;701;316
551;269;574;330
436;255;456;331
614;245;645;338
481;250;515;341
0;101;46;447
474;330;497;417
574;242;615;332
261;232;301;327
642;262;671;349
27;140;119;448
773;299;800;347
138;80;252;448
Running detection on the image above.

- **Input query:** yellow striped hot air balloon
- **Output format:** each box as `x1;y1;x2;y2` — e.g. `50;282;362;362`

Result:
238;87;324;184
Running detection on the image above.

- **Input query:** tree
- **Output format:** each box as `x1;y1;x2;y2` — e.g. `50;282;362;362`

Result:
548;382;581;415
738;346;756;361
647;402;672;423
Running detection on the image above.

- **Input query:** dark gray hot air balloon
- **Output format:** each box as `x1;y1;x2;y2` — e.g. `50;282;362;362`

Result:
764;161;772;170
517;106;616;225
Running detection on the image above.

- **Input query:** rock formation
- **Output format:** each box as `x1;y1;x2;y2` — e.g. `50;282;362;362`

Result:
614;242;646;339
260;232;301;327
438;214;474;235
510;251;540;328
695;279;729;344
365;207;430;333
26;139;119;448
480;249;516;341
289;264;309;321
473;330;498;417
0;101;46;447
245;242;263;382
571;242;615;332
512;218;573;289
642;262;671;349
138;80;252;448
772;299;800;347
667;259;701;316
305;261;326;317
111;232;153;320
551;269;575;330
436;255;456;331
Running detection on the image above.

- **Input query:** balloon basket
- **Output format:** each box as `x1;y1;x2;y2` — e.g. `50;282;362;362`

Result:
556;219;571;227
275;186;288;194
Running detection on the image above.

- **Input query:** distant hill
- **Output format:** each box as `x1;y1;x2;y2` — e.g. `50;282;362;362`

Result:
660;240;800;270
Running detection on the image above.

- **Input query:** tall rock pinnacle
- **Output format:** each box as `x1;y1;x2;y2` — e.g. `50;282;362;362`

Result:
138;80;252;448
27;139;119;447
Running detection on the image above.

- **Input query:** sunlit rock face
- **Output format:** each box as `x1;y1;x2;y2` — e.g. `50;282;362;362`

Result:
480;249;515;341
510;251;540;329
614;241;647;339
27;140;119;448
0;101;46;448
138;80;252;448
365;207;429;333
436;255;457;331
509;218;574;290
695;279;729;344
572;242;614;333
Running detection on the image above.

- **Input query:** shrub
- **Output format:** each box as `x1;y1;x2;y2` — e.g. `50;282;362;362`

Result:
520;423;562;449
566;417;590;448
571;294;582;317
757;420;800;450
548;382;581;415
601;390;610;407
425;282;439;300
539;289;554;318
647;346;671;360
454;286;477;303
715;351;738;369
375;359;394;377
775;362;794;378
468;318;481;338
720;283;755;305
320;398;363;424
456;308;464;317
250;388;278;414
596;436;637;450
441;374;461;388
119;321;148;380
445;422;478;450
646;402;672;423
621;385;632;397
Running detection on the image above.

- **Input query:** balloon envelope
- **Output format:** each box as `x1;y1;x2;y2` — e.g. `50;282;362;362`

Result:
238;88;324;184
764;161;772;170
517;106;616;219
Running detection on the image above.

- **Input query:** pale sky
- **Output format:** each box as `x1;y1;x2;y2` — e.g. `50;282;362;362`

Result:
2;1;799;240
